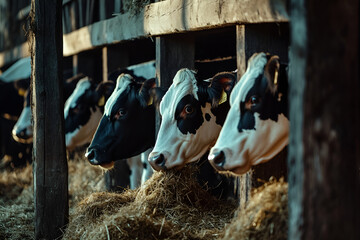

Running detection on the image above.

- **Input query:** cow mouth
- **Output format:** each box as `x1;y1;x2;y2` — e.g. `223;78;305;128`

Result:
12;134;33;144
99;161;115;169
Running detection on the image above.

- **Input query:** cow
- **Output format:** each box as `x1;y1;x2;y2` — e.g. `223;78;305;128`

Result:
85;73;159;169
148;68;236;170
208;52;289;175
0;58;31;168
0;57;31;83
12;73;85;144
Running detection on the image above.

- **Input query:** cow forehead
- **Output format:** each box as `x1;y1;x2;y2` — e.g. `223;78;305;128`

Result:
160;69;198;117
104;74;133;117
230;53;268;109
64;77;90;115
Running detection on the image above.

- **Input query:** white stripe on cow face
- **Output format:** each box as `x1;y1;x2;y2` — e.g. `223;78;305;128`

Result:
12;106;33;144
104;74;133;117
150;69;223;170
64;77;91;119
209;53;289;175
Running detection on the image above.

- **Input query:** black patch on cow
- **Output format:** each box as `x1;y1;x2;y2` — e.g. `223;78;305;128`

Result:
210;99;230;126
205;113;211;121
237;64;288;133
87;82;157;164
175;94;204;135
65;87;96;134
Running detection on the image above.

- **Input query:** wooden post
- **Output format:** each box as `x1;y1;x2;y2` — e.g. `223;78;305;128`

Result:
155;34;194;134
288;0;360;239
31;0;68;239
102;46;108;82
236;23;289;206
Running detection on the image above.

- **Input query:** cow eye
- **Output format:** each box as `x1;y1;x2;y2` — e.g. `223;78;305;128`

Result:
250;96;260;105
71;106;80;114
184;105;194;114
114;109;127;120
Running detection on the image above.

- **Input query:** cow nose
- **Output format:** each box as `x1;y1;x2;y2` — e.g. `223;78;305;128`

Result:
208;151;226;170
85;149;99;165
149;153;166;171
16;129;27;138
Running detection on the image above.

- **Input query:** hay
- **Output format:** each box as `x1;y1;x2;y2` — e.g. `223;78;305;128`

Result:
63;165;237;240
0;163;32;202
0;151;105;240
221;178;288;240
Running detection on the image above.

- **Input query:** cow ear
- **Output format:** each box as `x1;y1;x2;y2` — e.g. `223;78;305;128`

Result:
138;78;156;108
208;72;236;107
95;81;115;107
265;55;280;95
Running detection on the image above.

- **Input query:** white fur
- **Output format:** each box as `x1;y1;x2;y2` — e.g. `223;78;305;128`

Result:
64;77;91;119
0;57;31;82
209;53;289;175
12;106;33;143
150;69;222;169
104;74;133;117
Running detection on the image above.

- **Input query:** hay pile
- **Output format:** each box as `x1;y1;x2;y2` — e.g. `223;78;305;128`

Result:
0;152;105;240
62;165;238;240
221;178;288;240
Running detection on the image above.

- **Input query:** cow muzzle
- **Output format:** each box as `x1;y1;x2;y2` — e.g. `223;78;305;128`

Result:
148;152;167;171
85;148;114;169
208;150;226;171
12;128;33;144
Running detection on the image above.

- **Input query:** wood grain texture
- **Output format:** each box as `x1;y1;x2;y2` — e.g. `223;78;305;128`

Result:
32;0;68;239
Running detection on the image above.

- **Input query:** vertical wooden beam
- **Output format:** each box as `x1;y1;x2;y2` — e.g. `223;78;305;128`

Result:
72;54;78;75
99;0;106;20
236;24;252;208
102;46;108;81
155;34;194;133
235;23;289;205
155;35;194;89
288;0;360;239
32;0;68;239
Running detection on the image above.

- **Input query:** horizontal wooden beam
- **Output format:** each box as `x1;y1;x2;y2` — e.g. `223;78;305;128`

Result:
63;0;288;56
0;43;30;68
0;0;288;66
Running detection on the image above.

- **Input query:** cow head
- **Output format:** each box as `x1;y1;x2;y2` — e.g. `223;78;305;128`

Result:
208;52;289;175
148;69;236;171
85;74;158;169
12;89;33;144
64;77;115;151
11;74;83;144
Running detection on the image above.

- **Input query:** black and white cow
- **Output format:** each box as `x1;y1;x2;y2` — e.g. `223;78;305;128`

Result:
12;73;84;144
0;57;31;168
148;68;236;170
208;52;289;175
85;73;159;167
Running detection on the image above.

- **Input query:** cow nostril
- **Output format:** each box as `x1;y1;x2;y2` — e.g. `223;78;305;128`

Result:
210;151;226;167
152;154;165;167
85;150;96;164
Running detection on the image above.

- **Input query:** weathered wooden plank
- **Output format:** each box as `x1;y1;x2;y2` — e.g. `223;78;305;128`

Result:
235;23;289;206
32;0;68;239
62;0;288;56
288;0;360;239
155;34;194;135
